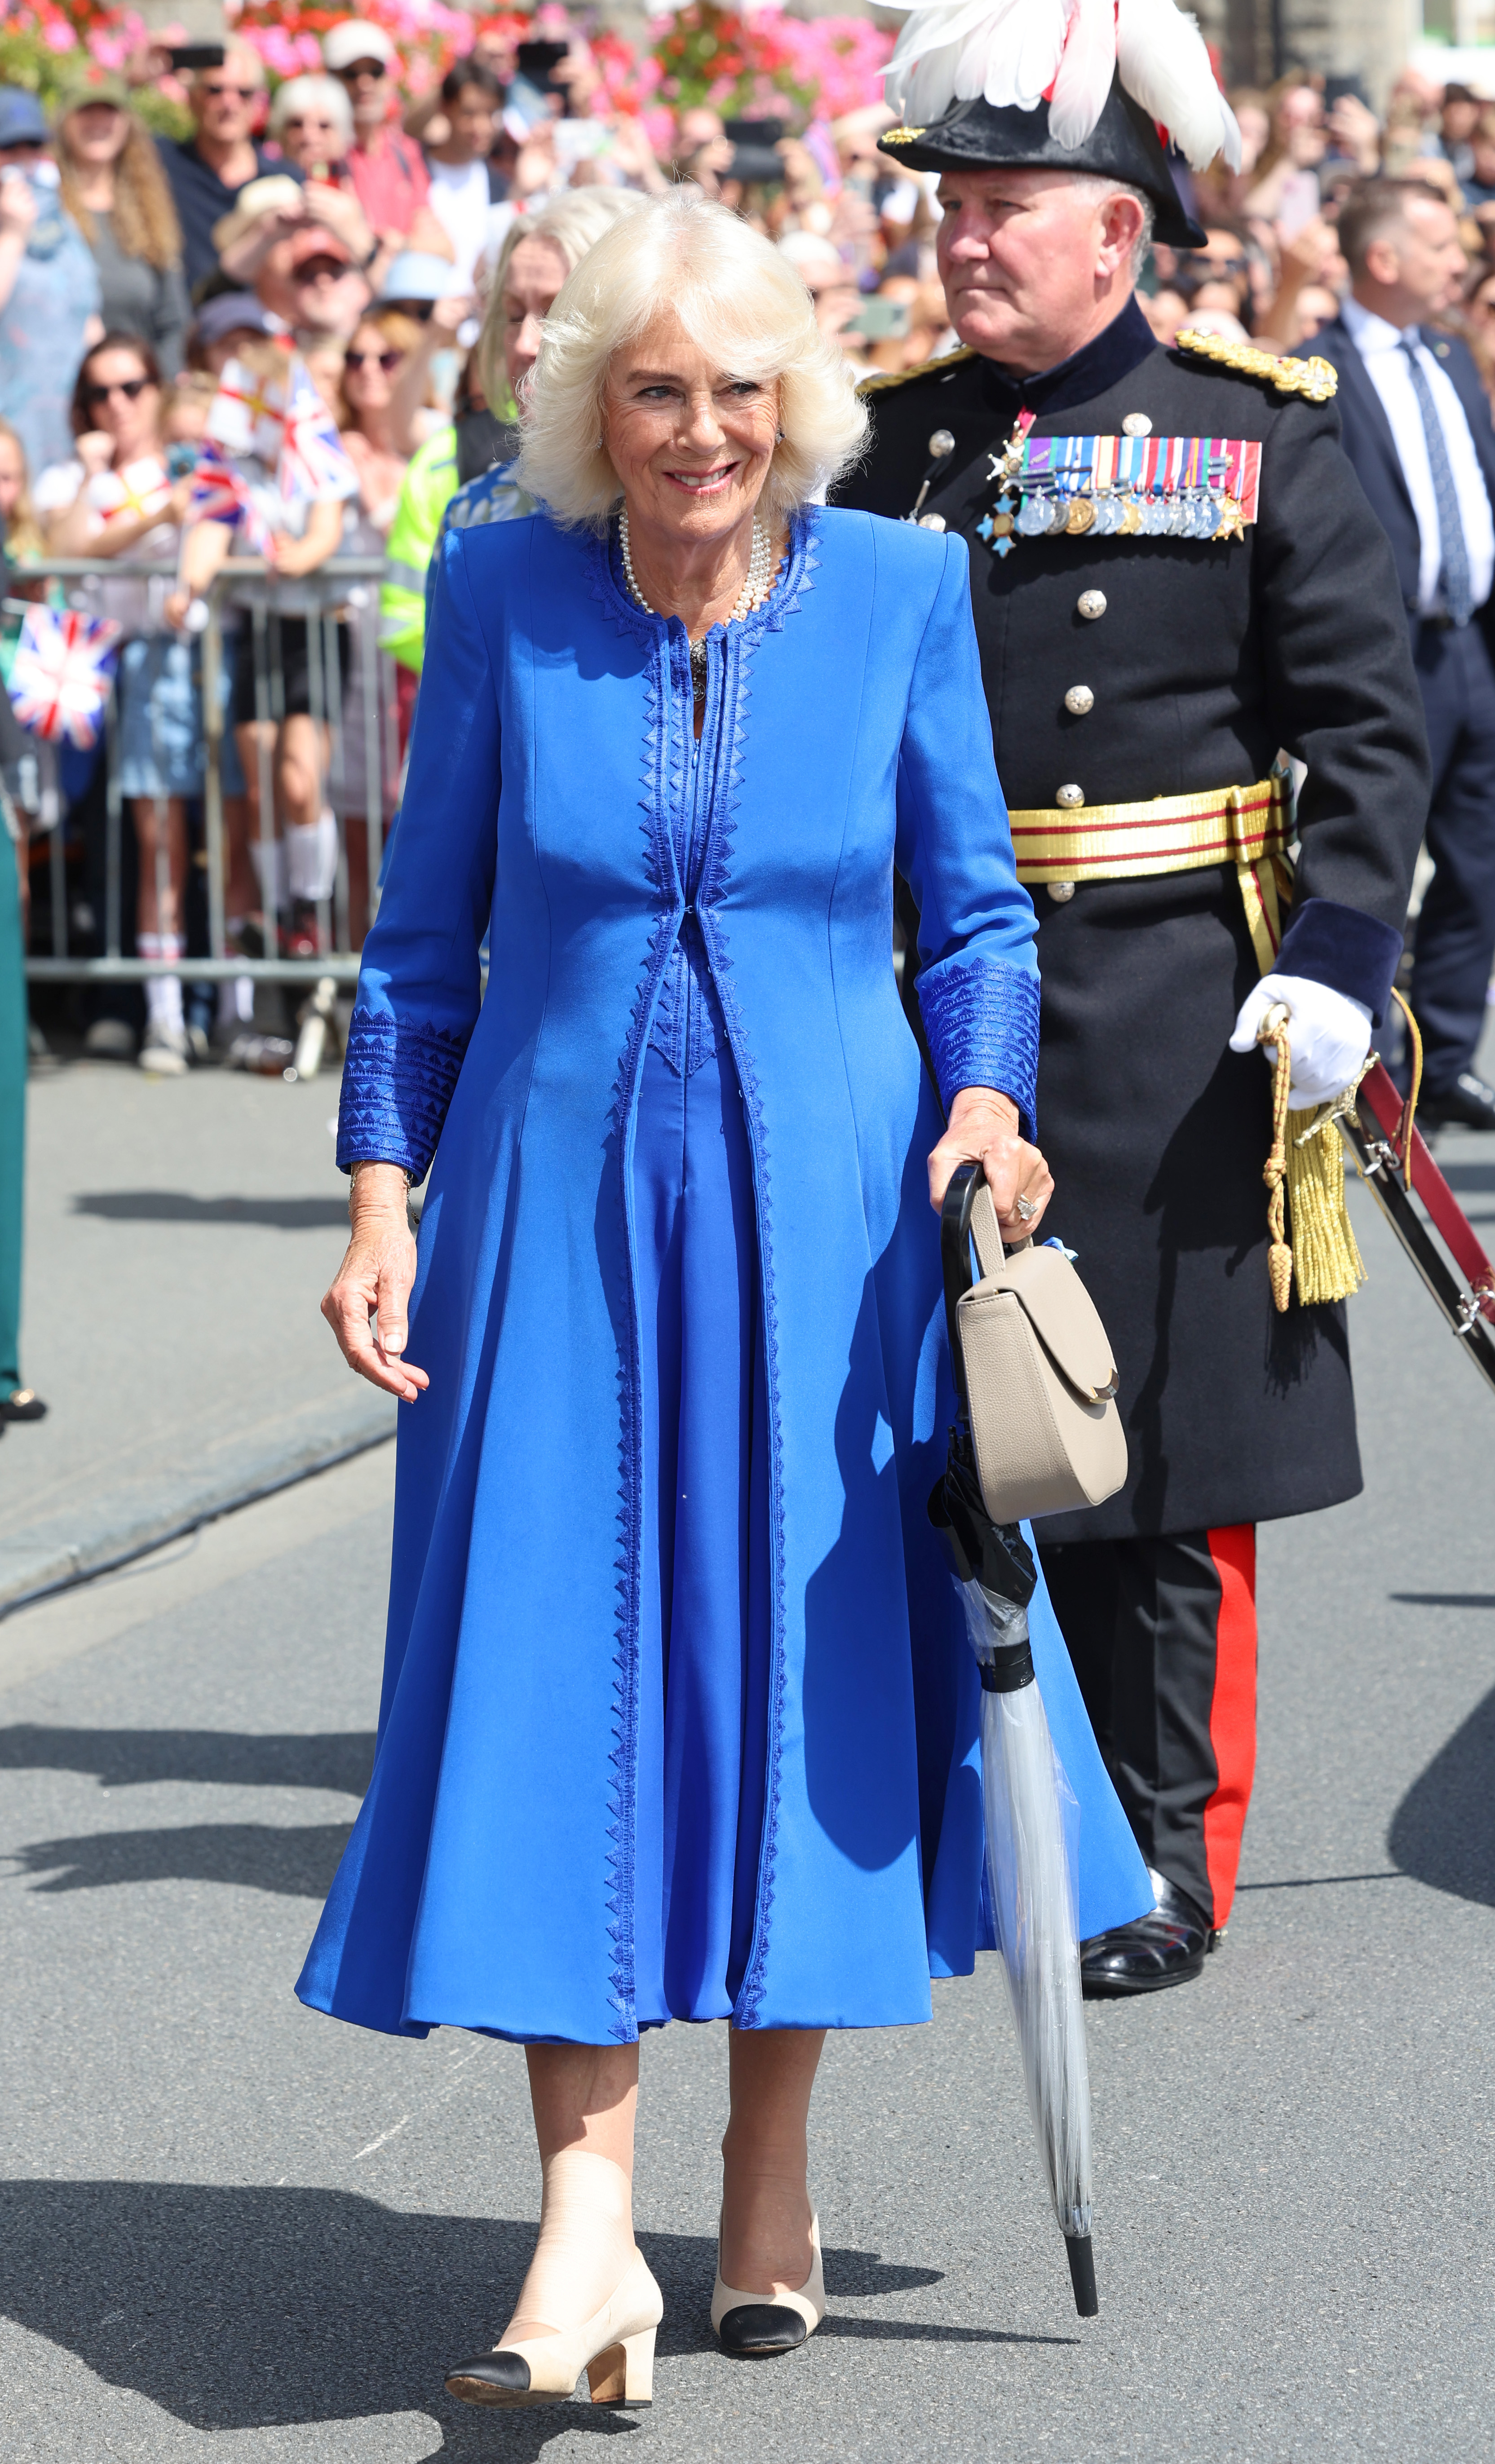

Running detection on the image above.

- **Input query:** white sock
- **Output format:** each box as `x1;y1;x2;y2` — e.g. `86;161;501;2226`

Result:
217;974;254;1027
140;936;184;1032
506;2149;635;2342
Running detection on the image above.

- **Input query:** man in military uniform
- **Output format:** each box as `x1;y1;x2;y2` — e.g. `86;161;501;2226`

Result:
837;71;1430;1991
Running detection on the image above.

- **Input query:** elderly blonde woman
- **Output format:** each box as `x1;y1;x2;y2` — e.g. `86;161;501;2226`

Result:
300;191;1146;2410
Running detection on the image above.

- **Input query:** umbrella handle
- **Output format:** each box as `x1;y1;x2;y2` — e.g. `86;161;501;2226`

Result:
940;1161;986;1417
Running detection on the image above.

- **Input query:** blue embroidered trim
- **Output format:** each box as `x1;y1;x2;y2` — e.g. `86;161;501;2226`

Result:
587;533;688;2042
336;1011;470;1181
696;510;818;2030
917;954;1041;1141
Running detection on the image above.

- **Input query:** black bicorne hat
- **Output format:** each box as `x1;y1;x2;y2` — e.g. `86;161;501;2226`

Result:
880;75;1207;250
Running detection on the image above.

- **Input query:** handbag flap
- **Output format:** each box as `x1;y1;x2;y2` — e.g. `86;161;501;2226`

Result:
967;1186;1117;1402
986;1245;1118;1402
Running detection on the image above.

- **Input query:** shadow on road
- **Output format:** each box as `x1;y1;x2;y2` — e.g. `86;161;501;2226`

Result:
0;1725;376;1796
4;1819;354;1897
72;1192;350;1230
1389;1680;1495;1910
0;2182;1031;2448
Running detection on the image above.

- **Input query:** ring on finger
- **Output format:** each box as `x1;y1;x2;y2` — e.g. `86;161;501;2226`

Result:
1015;1193;1036;1222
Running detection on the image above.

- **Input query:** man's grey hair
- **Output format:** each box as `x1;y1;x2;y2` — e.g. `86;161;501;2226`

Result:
1063;172;1156;282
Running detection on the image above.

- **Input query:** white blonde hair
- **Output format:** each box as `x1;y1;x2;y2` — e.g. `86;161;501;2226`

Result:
516;190;868;532
269;74;354;153
477;189;648;411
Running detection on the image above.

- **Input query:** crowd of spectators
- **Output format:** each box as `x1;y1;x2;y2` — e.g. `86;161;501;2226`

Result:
6;29;1495;1072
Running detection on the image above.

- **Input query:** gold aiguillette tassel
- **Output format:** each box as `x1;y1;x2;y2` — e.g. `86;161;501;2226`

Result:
1283;1102;1367;1307
1257;1004;1294;1312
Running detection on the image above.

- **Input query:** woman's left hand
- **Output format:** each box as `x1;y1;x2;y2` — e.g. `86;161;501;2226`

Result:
928;1086;1053;1239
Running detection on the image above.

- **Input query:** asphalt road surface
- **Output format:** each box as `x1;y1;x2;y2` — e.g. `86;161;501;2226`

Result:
0;1104;1491;2461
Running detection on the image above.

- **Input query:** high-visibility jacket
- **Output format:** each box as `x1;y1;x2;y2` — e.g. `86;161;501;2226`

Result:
379;426;459;673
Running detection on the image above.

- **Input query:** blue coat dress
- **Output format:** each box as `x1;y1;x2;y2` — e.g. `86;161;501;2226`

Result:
297;503;1150;2045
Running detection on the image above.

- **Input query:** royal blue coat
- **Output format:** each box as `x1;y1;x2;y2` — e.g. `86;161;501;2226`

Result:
297;504;1150;2044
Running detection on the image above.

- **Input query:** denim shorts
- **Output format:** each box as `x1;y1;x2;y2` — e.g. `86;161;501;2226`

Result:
116;632;250;800
116;634;204;801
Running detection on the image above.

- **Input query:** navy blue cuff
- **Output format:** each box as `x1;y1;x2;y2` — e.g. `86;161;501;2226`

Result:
1275;897;1405;1027
336;1011;470;1183
916;954;1040;1139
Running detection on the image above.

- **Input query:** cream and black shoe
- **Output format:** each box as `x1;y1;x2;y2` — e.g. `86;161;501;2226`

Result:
711;2211;826;2358
446;2247;662;2409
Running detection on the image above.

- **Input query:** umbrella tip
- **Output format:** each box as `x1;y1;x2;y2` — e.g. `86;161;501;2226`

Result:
1066;2233;1098;2318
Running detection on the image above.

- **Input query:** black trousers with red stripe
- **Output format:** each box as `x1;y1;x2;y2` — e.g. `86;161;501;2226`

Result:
1038;1527;1258;1933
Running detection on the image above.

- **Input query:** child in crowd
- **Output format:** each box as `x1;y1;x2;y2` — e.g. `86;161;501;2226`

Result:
166;332;357;961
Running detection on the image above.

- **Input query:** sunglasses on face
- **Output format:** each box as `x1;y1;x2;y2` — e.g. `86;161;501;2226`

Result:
336;60;386;80
345;349;402;372
1;139;46;154
201;83;257;101
84;376;152;406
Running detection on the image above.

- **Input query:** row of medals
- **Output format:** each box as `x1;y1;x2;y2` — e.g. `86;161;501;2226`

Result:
984;482;1245;545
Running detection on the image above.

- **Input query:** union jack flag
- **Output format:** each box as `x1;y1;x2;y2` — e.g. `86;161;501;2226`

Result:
278;359;358;506
186;442;274;556
8;604;121;748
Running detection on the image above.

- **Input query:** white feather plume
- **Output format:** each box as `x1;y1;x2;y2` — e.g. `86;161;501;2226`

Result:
883;0;1239;174
1048;0;1114;148
1116;0;1240;170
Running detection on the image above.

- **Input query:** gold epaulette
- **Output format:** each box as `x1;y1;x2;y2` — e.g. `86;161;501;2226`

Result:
1173;326;1338;403
857;346;975;399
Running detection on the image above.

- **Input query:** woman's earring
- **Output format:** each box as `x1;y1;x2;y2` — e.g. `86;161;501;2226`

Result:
776;428;785;441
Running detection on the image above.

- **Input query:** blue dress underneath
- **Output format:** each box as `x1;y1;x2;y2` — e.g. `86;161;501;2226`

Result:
632;718;772;2026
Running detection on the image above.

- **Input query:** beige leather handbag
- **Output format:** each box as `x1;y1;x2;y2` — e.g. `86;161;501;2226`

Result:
942;1162;1128;1523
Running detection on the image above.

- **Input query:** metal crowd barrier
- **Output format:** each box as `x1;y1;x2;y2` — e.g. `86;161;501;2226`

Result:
10;556;400;985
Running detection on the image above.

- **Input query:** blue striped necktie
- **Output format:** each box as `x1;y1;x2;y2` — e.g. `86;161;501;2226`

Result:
1401;331;1473;626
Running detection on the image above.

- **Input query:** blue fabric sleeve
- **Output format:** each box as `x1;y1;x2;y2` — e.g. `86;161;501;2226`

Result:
337;527;501;1180
1275;893;1404;1026
893;529;1041;1138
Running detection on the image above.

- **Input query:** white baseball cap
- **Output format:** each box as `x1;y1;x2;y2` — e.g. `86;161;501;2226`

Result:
322;20;396;73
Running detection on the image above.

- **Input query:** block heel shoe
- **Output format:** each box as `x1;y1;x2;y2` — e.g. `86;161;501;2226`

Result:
445;2249;662;2408
711;2211;826;2358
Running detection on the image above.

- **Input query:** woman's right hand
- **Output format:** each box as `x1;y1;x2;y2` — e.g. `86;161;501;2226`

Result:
322;1165;429;1400
76;430;115;477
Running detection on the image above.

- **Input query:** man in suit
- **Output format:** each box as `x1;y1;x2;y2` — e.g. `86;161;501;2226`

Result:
1318;182;1495;1130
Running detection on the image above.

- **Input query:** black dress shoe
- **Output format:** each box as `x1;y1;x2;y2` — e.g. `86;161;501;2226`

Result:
0;1388;46;1423
1080;1871;1213;1997
1420;1072;1495;1132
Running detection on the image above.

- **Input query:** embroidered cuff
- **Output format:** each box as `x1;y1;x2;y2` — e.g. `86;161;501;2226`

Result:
1276;896;1405;1027
336;1011;470;1184
917;954;1040;1139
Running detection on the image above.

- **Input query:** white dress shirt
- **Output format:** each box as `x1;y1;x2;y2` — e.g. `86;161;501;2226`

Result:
1342;290;1495;617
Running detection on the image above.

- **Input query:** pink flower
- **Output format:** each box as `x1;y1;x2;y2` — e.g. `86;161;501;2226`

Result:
44;22;78;51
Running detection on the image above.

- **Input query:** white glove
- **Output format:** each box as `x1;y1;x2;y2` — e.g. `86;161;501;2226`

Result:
1229;972;1373;1108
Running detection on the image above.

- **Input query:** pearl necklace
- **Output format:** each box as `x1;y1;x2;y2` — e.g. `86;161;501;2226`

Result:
619;503;775;691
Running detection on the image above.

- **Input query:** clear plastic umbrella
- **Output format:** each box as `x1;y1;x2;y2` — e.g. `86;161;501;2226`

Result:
929;1177;1097;2318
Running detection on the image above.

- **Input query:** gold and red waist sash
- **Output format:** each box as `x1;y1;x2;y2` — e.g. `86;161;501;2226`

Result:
1009;774;1292;975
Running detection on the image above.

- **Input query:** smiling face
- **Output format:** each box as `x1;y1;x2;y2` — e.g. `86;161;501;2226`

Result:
600;310;780;550
79;342;161;463
935;167;1145;373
